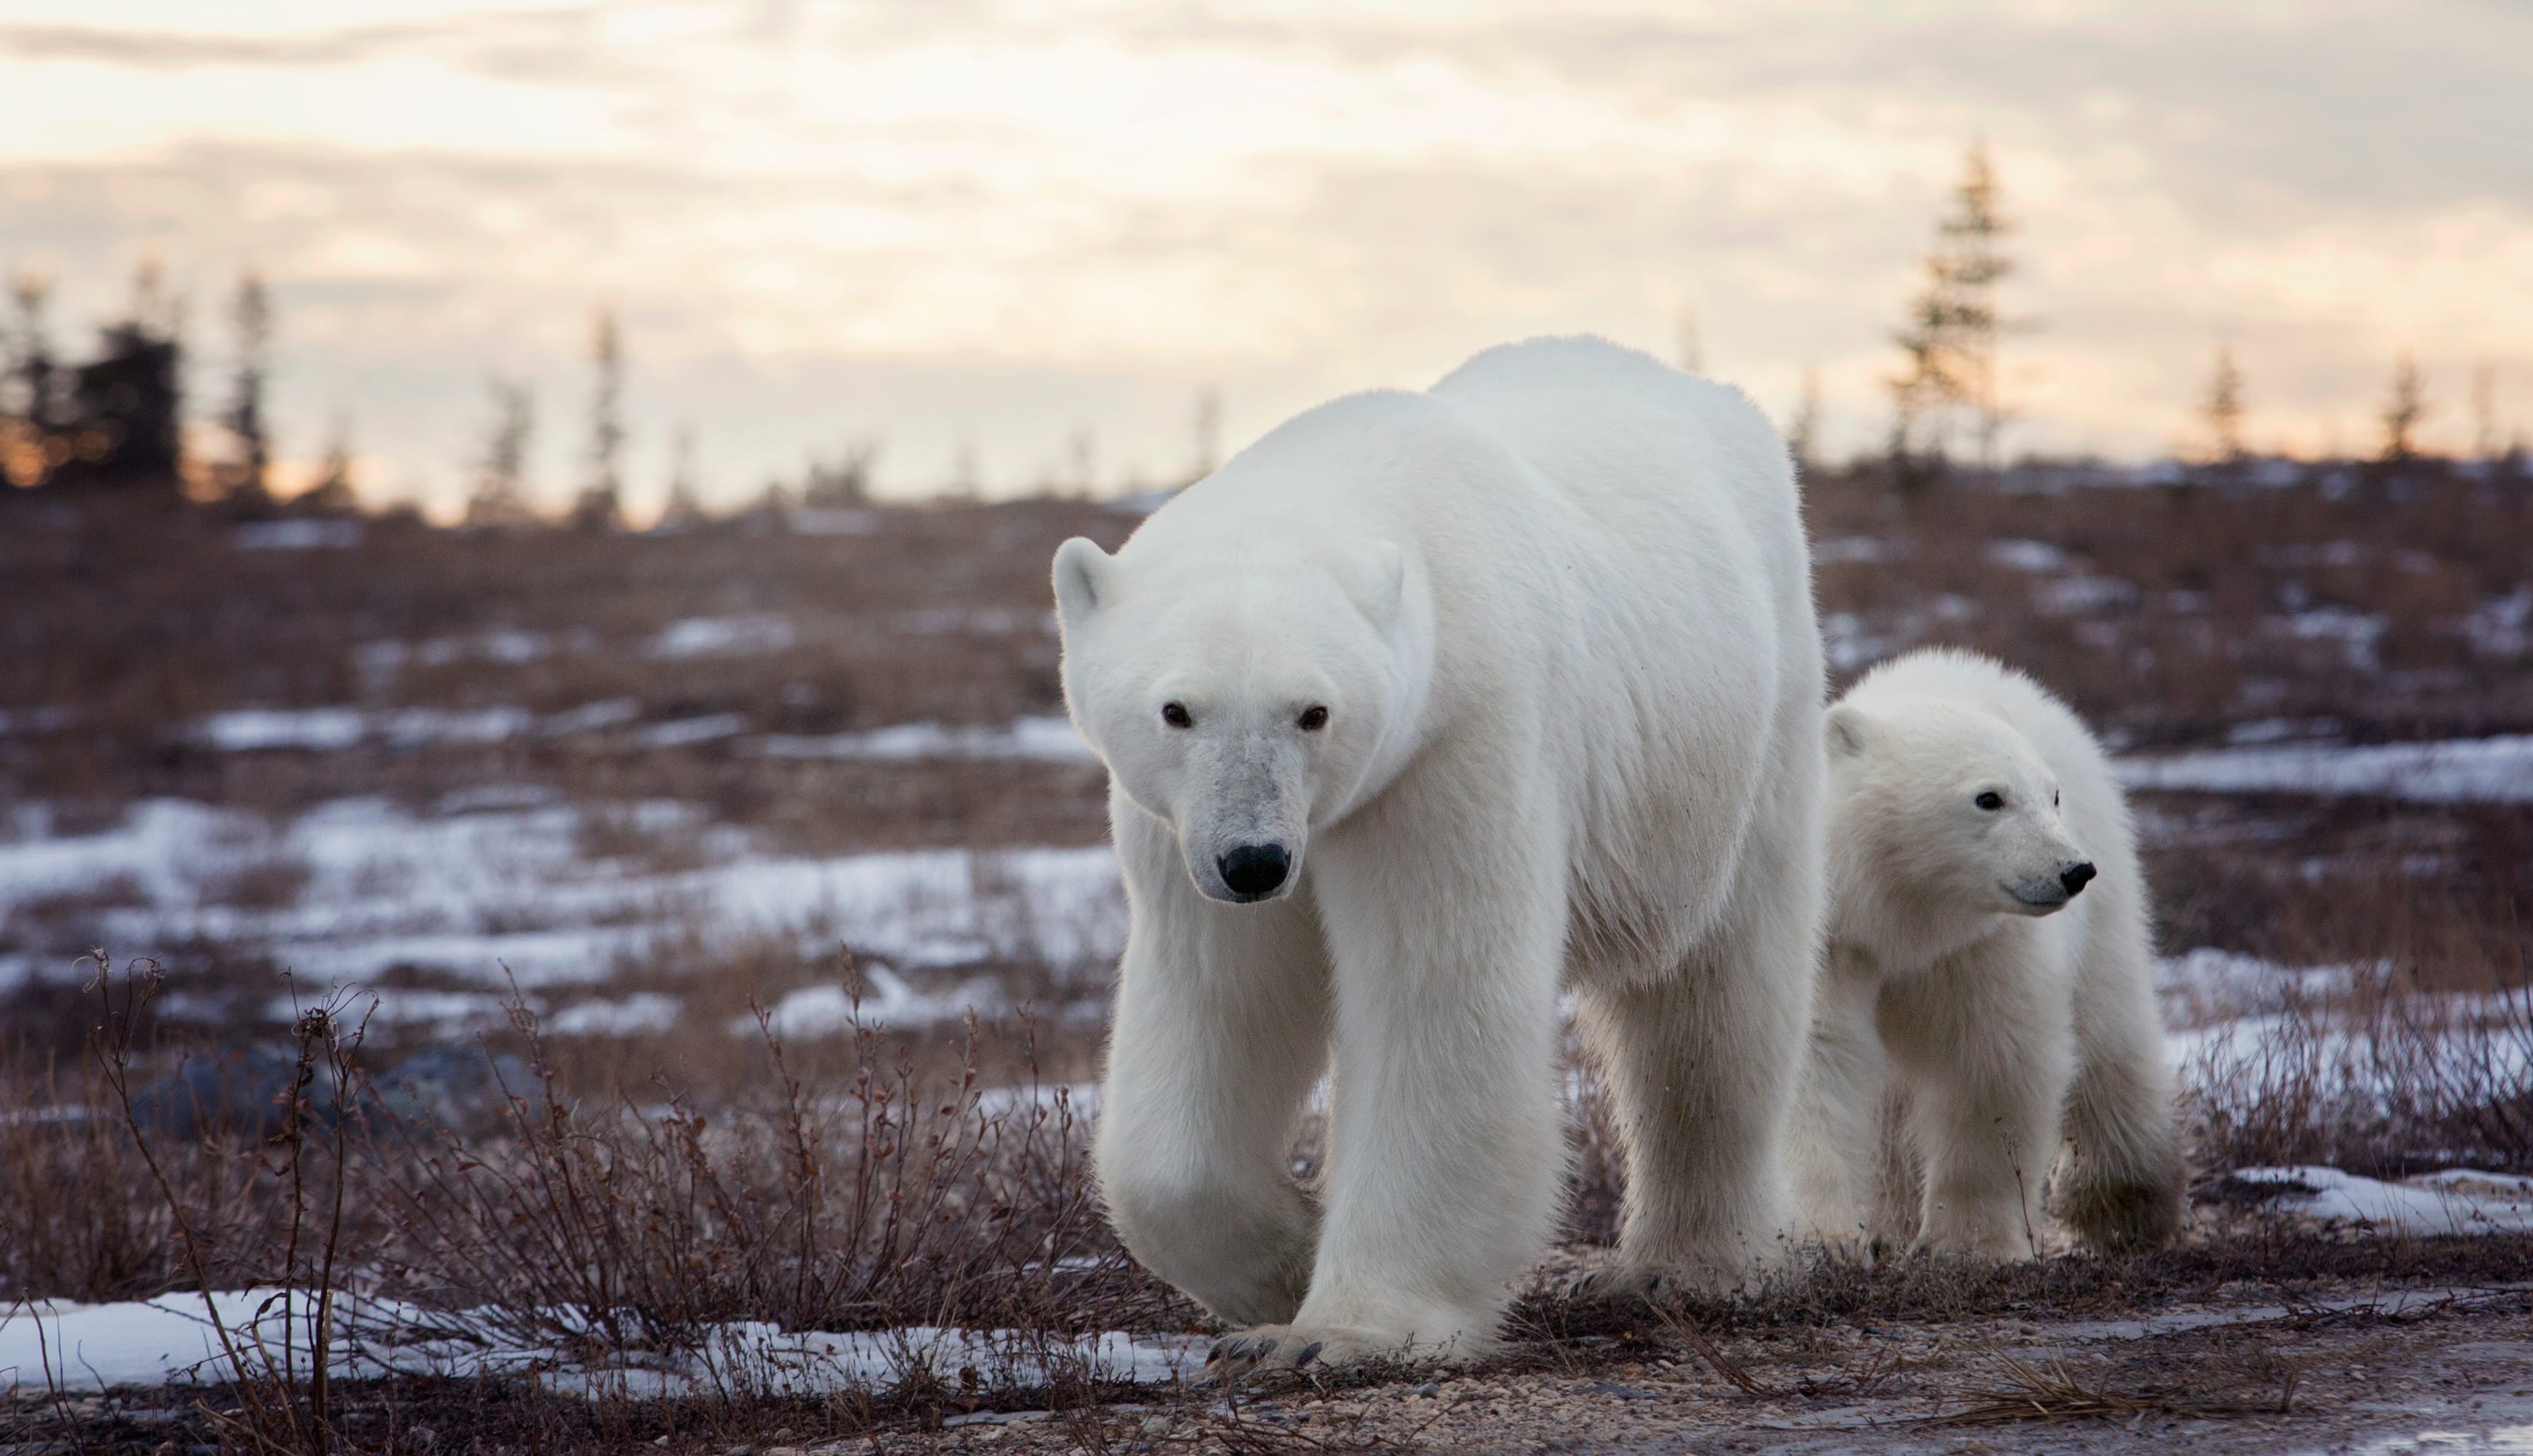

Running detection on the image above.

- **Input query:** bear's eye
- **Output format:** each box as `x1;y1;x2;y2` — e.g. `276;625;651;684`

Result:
2053;789;2061;808
1975;791;2005;811
1161;702;1192;729
1297;705;1329;732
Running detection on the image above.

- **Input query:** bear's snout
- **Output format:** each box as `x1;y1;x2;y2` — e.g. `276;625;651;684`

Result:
1218;843;1292;900
2060;861;2097;897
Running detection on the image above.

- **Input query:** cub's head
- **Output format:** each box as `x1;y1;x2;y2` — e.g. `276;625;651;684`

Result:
1825;697;2095;921
1051;535;1428;905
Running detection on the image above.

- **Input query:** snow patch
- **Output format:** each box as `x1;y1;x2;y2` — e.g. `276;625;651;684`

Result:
233;519;363;550
2278;607;2388;671
1816;536;1909;565
0;1294;1198;1395
1984;538;2070;573
2118;736;2533;804
749;965;1010;1037
549;993;684;1037
635;713;749;748
759;716;1097;764
2226;1166;2533;1236
646;614;794;659
0;797;1127;996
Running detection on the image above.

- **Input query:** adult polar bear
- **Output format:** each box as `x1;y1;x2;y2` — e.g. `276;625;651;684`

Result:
1053;337;1824;1373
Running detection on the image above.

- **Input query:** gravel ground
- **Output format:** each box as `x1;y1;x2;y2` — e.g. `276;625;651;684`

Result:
885;1279;2533;1454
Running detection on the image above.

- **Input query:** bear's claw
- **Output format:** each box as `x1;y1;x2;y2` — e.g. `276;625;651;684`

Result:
1561;1265;1670;1305
1196;1325;1425;1383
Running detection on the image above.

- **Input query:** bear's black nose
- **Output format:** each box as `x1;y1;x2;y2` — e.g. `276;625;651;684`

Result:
2061;862;2097;897
1219;843;1291;899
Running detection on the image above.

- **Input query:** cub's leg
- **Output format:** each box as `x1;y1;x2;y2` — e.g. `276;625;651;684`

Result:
1877;928;2073;1259
2051;918;2186;1250
1094;799;1331;1326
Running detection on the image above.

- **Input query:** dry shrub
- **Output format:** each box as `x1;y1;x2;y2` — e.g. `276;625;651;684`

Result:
2186;959;2533;1178
371;983;1172;1360
0;1055;241;1301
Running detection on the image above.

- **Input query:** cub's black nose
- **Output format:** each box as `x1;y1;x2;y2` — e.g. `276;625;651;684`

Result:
1219;843;1291;899
2061;862;2097;897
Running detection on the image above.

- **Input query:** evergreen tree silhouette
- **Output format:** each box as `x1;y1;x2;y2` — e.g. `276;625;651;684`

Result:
1786;364;1822;476
301;411;359;514
221;270;274;506
55;261;184;494
657;423;705;528
570;307;625;530
2379;353;2428;465
2200;344;2247;468
1888;142;2022;487
466;378;538;526
3;271;63;489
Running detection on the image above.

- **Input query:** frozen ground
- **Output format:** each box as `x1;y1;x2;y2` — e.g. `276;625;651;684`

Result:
0;792;1124;1034
2118;735;2533;804
0;1292;1200;1397
186;703;1097;761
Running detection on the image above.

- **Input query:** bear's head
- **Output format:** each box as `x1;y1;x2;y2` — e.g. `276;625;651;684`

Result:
1051;533;1429;905
1825;697;2096;935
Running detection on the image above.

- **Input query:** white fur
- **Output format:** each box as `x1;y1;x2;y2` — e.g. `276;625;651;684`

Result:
1056;336;1824;1363
1793;648;2185;1259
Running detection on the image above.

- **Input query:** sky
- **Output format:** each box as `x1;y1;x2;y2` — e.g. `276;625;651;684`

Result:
1;0;2528;517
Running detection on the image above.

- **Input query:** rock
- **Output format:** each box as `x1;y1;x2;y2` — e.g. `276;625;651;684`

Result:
128;1045;341;1142
370;1045;535;1128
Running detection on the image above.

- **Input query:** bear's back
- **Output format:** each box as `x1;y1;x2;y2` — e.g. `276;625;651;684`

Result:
1429;336;1795;546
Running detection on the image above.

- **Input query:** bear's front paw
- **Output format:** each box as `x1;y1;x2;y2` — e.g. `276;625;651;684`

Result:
1196;1323;1450;1383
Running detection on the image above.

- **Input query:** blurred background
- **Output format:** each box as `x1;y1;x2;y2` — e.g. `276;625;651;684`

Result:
2;0;2531;1309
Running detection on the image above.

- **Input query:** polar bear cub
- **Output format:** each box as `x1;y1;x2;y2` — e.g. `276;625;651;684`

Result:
1793;648;2184;1258
1056;336;1825;1373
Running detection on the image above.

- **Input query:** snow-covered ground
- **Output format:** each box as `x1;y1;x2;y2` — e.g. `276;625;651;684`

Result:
2155;945;2533;1104
2224;1166;2533;1236
0;794;1124;1032
2118;735;2533;804
759;715;1098;763
187;704;1098;761
0;1291;1201;1396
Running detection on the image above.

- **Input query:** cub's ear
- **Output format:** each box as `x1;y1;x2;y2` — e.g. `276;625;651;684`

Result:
1052;537;1113;627
1825;701;1876;761
1349;540;1406;625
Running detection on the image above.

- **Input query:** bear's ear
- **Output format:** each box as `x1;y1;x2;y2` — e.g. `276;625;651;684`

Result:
1052;538;1113;627
1349;540;1406;626
1825;702;1876;761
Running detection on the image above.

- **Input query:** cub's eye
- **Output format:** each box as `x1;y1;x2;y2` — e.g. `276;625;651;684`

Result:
2053;789;2061;808
1161;702;1192;729
1975;791;2005;811
1297;705;1329;732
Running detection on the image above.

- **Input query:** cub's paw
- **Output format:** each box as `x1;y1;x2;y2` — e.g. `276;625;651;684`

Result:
2057;1175;2185;1252
1196;1324;1440;1384
1561;1258;1745;1305
1560;1263;1673;1306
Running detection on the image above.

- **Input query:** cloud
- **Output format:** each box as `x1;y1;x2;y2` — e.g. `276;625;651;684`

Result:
0;0;2526;503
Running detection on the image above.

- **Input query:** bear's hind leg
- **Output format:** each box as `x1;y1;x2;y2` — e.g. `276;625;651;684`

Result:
1789;945;1892;1250
1574;915;1811;1296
